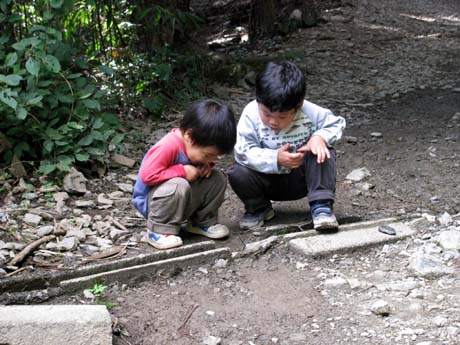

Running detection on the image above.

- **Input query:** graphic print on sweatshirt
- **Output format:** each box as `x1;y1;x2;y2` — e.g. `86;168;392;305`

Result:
259;111;315;173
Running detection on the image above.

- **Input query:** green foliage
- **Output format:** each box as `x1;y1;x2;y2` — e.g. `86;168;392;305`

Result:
0;0;123;176
105;47;211;117
88;282;115;309
89;282;107;297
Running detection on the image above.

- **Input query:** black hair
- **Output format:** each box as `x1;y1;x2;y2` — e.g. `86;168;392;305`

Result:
255;61;306;112
180;99;236;154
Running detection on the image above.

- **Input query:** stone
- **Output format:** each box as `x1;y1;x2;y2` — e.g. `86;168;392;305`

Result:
97;193;113;206
202;336;221;345
370;300;390;316
324;277;348;288
37;225;54;237
437;230;460;251
289;9;302;21
433;315;448;327
111;154;136;167
410;252;455;278
345;167;371;182
53;192;69;214
63;167;88;194
109;229;128;241
75;200;95;208
23;213;42;226
66;229;87;241
116;183;133;193
438;212;453;226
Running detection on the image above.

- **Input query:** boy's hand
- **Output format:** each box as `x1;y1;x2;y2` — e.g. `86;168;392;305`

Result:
297;135;330;163
278;144;304;169
183;165;200;182
197;163;212;178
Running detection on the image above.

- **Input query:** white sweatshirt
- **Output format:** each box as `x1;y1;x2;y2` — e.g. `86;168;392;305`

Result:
234;100;346;174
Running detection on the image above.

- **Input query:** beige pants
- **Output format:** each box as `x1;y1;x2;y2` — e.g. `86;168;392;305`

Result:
146;169;227;235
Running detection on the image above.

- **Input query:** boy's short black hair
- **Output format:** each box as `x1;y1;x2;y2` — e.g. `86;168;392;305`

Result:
180;99;236;154
255;61;306;112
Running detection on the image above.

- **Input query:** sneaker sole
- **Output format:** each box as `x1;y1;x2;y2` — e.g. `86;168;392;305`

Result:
240;208;276;230
186;227;229;239
147;238;183;250
314;221;339;231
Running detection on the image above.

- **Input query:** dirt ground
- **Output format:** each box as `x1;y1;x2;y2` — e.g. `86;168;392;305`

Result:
49;0;460;344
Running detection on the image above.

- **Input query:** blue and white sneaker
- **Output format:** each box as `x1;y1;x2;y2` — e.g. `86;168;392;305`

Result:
147;231;183;250
310;201;339;231
239;207;276;230
185;223;229;239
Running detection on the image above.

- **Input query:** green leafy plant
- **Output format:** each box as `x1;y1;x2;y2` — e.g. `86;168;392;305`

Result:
89;282;107;298
89;282;115;310
0;0;124;176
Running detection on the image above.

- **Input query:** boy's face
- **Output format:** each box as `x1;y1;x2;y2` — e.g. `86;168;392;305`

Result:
258;103;297;130
184;131;220;164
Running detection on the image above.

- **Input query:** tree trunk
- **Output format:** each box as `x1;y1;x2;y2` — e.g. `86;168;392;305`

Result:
249;0;278;40
130;0;192;52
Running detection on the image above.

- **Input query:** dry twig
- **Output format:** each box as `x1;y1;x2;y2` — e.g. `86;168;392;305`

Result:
8;235;56;267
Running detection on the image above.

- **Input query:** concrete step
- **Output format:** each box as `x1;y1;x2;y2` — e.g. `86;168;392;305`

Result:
0;241;216;295
288;219;417;257
60;247;232;293
0;305;111;345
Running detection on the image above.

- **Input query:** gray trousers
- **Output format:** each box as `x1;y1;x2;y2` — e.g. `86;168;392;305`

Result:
146;169;227;235
227;149;336;214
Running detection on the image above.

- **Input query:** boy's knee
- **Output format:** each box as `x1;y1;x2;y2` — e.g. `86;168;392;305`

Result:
227;164;252;186
172;177;191;194
211;169;227;186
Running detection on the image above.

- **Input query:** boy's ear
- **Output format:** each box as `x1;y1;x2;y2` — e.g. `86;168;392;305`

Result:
184;129;193;143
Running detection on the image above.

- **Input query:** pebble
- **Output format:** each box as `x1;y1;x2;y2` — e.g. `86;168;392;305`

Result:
23;213;42;226
370;300;391;316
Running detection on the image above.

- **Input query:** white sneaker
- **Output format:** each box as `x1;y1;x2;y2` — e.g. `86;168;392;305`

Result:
147;231;183;250
185;223;229;239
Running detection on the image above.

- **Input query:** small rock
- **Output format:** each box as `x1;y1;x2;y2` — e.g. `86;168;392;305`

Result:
370;300;390;316
109;229;128;241
324;277;348;288
289;9;302;21
344;136;358;144
410;252;455;278
63;167;88;194
97;193;113;206
47;237;79;251
75;200;95;208
437;230;460;251
289;333;307;342
213;259;228;268
198;267;208;275
111;154;136;168
37;225;54;237
202;336;221;345
438;212;453;226
66;229;87;241
433;315;448;327
23;213;42;226
116;183;133;193
108;191;125;199
23;192;39;200
345;167;371;182
83;289;95;300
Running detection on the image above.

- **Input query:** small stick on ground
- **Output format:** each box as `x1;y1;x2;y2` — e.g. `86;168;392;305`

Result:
8;235;56;267
178;303;199;334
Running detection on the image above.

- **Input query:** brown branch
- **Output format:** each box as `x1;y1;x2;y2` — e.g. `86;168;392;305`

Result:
177;303;199;334
8;235;56;267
